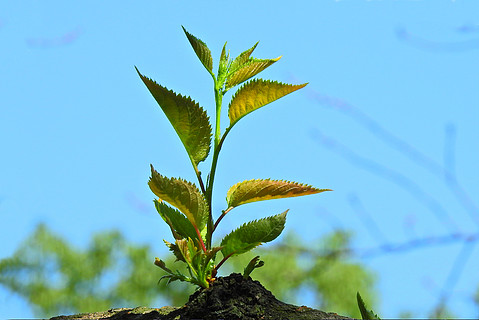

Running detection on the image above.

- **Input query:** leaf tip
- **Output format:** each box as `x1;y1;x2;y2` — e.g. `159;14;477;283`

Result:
134;65;143;78
299;82;308;89
149;164;159;179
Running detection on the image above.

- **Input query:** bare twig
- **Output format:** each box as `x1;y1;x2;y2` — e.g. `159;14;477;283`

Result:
300;82;479;315
277;231;479;260
311;129;460;232
305;88;479;226
347;193;391;245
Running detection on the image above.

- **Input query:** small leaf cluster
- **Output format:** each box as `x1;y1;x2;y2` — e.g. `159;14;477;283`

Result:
136;27;330;288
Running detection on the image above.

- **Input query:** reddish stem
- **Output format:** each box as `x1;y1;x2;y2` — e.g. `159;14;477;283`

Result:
213;207;233;232
214;251;234;272
194;225;207;253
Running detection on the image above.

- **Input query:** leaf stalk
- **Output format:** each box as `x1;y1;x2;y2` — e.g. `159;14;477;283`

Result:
192;162;206;195
213;206;234;232
214;251;234;273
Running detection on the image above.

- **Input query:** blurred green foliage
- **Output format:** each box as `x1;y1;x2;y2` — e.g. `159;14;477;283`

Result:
0;224;376;318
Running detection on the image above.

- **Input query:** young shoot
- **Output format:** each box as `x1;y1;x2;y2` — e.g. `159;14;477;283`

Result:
135;26;331;288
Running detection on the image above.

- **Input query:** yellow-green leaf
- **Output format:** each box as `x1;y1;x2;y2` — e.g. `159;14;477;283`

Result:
136;67;212;165
149;165;208;230
182;26;213;72
176;239;194;264
220;42;229;66
226;58;280;90
228;79;307;127
217;42;230;86
228;42;259;73
227;179;331;208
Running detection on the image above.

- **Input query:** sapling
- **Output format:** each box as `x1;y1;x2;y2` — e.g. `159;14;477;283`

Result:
135;26;330;289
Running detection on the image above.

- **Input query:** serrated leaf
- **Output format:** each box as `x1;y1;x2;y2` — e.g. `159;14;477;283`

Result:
163;240;186;262
182;26;213;72
220;211;287;258
154;200;198;241
220;42;229;66
154;257;203;286
136;67;212;165
157;268;191;285
149;166;208;231
228;42;259;72
357;292;381;320
226;58;280;90
228;79;307;127
155;258;190;285
217;42;230;87
159;274;183;285
227;179;331;208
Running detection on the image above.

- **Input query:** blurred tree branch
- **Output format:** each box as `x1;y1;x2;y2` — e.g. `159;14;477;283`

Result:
303;83;478;317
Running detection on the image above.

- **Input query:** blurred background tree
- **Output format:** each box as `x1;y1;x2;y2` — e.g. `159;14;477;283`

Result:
0;224;376;319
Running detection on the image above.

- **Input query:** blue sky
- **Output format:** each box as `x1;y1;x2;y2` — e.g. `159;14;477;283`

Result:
1;1;478;318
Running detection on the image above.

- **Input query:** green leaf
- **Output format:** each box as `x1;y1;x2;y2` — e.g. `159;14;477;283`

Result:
159;274;186;285
228;79;307;128
243;256;264;279
226;58;280;90
163;240;185;262
220;211;287;258
148;166;208;231
357;292;381;320
227;179;331;208
155;258;191;285
136;67;212;165
182;26;213;73
154;258;173;274
154;200;198;241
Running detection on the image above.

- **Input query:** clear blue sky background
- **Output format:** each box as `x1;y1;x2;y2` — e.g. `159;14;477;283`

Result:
1;1;478;318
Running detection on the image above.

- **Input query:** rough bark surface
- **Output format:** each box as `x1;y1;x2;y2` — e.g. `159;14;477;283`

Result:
51;273;351;320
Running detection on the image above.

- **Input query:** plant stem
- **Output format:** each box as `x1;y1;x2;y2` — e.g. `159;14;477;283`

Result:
214;251;234;272
205;79;224;249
